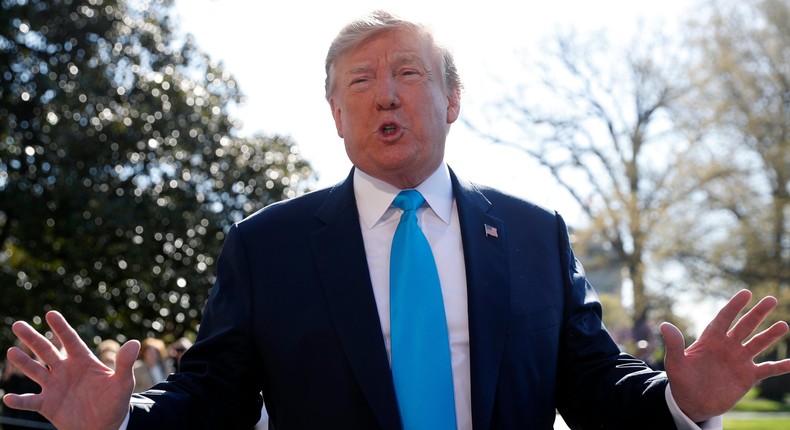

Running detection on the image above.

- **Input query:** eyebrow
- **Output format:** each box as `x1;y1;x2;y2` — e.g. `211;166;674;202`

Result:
345;52;427;76
391;53;427;69
347;64;375;76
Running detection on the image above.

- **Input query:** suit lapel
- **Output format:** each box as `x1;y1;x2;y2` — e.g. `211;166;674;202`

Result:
452;171;510;430
310;170;402;430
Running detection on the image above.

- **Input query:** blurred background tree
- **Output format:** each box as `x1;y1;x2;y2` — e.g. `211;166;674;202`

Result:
673;0;790;324
465;27;719;347
672;0;790;401
0;0;315;351
466;1;788;392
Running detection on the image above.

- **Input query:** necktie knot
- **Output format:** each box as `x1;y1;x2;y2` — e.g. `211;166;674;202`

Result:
392;189;425;213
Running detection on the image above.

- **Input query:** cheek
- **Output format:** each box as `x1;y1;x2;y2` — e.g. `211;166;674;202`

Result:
423;91;450;122
418;101;450;137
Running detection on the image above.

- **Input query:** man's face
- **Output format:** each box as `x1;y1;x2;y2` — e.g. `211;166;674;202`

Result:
328;28;460;189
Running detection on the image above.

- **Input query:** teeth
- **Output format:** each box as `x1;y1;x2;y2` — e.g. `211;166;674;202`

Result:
382;125;396;134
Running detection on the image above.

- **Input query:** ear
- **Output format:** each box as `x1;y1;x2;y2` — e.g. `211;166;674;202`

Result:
446;88;461;125
329;97;344;138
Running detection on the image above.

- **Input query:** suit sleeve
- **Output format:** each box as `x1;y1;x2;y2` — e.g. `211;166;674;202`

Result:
552;213;676;429
128;224;264;429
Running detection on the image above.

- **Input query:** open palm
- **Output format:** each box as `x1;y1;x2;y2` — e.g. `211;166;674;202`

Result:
3;311;139;430
661;290;790;423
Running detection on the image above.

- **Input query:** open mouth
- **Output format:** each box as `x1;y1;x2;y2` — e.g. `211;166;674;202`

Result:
380;123;400;136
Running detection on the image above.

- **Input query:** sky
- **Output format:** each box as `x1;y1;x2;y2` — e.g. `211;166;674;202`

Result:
170;0;722;334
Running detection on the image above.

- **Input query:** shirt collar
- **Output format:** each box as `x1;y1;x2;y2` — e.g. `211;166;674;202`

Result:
354;164;454;230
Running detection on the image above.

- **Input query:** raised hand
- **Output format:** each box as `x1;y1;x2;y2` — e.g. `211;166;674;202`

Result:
660;289;790;422
2;311;140;430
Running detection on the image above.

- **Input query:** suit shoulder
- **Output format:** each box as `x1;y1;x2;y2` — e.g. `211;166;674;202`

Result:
234;187;332;231
472;182;559;219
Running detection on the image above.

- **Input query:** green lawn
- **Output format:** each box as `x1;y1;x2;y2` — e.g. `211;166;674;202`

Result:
725;388;790;429
723;418;790;430
732;388;790;413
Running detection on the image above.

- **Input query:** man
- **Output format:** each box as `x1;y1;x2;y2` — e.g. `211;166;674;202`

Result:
4;10;790;430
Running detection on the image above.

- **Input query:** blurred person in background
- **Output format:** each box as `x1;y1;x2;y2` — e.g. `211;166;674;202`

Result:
132;338;168;393
96;339;121;370
166;337;192;373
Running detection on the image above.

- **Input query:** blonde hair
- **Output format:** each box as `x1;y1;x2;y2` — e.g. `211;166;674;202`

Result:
138;337;167;361
324;10;462;99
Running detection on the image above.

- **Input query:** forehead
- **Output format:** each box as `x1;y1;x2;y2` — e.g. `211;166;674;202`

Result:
337;27;437;69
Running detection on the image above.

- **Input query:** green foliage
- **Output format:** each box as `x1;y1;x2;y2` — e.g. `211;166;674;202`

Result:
598;293;631;337
734;388;790;412
0;0;315;351
727;386;790;430
723;419;790;430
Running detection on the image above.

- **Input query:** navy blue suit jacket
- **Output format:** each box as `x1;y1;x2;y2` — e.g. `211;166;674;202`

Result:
129;169;676;429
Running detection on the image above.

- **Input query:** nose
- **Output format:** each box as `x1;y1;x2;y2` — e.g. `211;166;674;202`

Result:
375;75;400;110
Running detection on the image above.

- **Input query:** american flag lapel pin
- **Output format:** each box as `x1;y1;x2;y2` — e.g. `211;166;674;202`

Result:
484;224;498;238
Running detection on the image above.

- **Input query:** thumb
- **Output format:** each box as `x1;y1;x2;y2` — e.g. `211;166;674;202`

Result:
659;322;686;366
115;340;140;376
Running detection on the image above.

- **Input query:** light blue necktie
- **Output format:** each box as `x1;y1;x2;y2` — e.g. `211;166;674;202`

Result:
389;190;456;430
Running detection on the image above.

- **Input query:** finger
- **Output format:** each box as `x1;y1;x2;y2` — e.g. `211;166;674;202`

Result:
754;358;790;382
6;347;51;386
115;340;140;375
11;320;64;366
743;321;790;357
701;289;752;336
46;310;93;358
728;296;779;343
114;340;140;393
3;392;44;412
660;322;686;365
